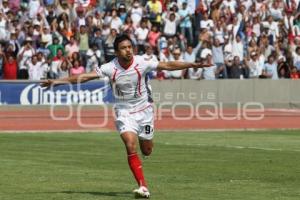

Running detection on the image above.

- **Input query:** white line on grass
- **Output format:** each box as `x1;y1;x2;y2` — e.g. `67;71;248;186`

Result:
163;142;300;152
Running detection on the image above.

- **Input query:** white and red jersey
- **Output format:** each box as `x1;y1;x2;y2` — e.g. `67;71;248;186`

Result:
95;55;159;112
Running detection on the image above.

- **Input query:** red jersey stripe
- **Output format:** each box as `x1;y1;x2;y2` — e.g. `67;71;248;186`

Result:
112;68;118;82
134;64;141;96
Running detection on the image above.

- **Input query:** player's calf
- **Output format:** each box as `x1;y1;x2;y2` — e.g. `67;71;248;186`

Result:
141;147;152;156
139;140;153;156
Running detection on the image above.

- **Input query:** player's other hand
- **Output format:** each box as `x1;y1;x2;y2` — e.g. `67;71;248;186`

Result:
40;79;54;89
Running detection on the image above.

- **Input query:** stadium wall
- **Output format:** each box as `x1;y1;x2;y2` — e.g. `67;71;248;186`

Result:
150;80;300;108
0;80;300;108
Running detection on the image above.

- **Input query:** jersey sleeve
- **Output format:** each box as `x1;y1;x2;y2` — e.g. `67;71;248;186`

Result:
95;63;111;78
142;58;159;73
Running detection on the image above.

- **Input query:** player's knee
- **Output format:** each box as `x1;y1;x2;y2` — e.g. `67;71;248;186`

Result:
125;142;137;154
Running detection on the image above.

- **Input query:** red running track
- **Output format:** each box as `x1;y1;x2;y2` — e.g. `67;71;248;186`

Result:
0;107;300;131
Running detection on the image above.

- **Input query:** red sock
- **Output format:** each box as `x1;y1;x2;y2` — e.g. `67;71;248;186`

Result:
128;153;147;187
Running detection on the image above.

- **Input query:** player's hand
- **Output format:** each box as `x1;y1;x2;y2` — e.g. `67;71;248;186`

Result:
40;79;54;89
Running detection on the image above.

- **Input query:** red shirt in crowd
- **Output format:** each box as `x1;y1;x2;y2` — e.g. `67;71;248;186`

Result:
3;60;18;80
290;72;300;79
148;31;160;49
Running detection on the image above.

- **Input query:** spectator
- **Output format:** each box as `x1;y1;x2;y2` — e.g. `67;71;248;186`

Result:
213;19;226;44
8;31;20;56
118;4;127;23
56;0;71;16
17;37;35;79
277;55;290;79
40;25;52;47
70;51;81;64
135;19;149;54
200;11;214;31
262;15;279;43
122;16;134;33
1;52;18;80
247;39;259;57
270;1;283;21
37;52;45;65
262;55;279;79
162;11;180;39
104;28;117;62
221;0;237;14
146;0;162;26
89;28;105;63
201;49;218;80
183;41;201;59
65;36;79;58
130;0;143;28
290;67;300;79
47;36;65;60
231;34;244;61
49;48;65;79
2;0;10;14
143;44;158;79
40;57;51;79
77;25;89;66
110;9;123;33
227;56;249;79
252;17;261;38
75;6;86;27
147;25;161;52
292;46;300;71
0;11;8;41
168;48;184;79
45;6;57;25
28;0;41;19
37;38;51;58
57;59;71;79
246;51;264;78
86;43;101;72
142;44;158;62
212;38;226;78
70;60;85;76
27;54;43;81
178;2;193;44
188;57;203;80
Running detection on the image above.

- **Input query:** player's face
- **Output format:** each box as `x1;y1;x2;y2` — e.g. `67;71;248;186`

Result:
116;40;134;62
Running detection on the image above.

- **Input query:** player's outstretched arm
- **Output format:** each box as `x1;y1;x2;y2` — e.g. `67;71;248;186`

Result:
157;61;211;71
41;70;99;88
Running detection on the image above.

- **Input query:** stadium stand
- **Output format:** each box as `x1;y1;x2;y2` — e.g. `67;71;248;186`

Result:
0;0;300;80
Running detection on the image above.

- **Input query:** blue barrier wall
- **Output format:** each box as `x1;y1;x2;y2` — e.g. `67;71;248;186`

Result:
1;80;300;107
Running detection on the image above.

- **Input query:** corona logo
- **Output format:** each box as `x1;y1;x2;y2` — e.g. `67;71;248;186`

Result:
20;84;106;105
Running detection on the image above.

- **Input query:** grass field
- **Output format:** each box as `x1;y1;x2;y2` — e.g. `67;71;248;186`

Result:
0;131;300;200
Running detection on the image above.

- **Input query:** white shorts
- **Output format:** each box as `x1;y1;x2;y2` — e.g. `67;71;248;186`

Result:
115;106;154;140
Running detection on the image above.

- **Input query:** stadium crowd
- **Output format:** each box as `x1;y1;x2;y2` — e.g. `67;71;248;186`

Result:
0;0;300;80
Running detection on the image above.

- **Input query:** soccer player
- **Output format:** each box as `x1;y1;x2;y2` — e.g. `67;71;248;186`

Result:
41;34;210;198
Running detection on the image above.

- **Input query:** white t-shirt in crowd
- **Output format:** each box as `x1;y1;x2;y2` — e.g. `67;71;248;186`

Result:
200;19;214;30
135;27;149;44
17;47;36;70
130;7;143;27
28;61;43;80
110;17;123;32
202;65;217;80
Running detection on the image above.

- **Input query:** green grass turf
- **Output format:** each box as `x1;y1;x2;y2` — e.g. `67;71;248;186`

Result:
0;131;300;200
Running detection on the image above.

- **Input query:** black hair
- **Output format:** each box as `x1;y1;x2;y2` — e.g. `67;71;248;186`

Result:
113;34;133;51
